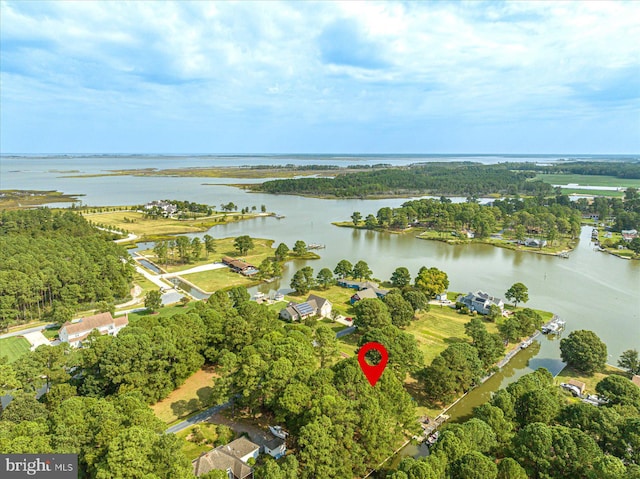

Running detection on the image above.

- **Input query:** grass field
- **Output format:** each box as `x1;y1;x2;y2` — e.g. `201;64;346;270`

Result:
556;364;628;396
0;336;31;362
405;306;499;365
82;210;261;237
0;189;82;209
535;173;640;188
560;188;625;198
151;366;218;424
127;301;197;323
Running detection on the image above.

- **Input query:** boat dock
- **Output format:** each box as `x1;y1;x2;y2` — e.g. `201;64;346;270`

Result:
307;243;325;249
541;315;566;334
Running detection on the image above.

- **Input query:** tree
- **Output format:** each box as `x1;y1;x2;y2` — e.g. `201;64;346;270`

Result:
144;290;162;312
451;451;497;479
290;267;314;295
274;243;289;261
595;375;640;406
315;325;339;367
414;266;449;299
514;224;526;242
364;214;378;229
234;236;254;255
629;237;640;254
153;241;169;266
334;260;353;279
293;240;307;255
191;237;202;260
203;235;216;258
497;458;527;479
352;260;372;280
354;298;392;331
390;267;411;288
402;290;429;313
316;268;334;289
505;283;529;308
560;330;607;375
175;235;191;263
351;211;362;226
383;292;414;328
618;349;640;375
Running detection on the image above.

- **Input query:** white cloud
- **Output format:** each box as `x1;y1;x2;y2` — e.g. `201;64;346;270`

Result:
1;0;638;152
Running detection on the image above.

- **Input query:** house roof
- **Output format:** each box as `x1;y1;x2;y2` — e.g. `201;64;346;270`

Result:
464;291;503;305
307;294;331;309
222;256;255;270
264;436;286;451
568;379;586;391
192;449;253;478
61;312;126;336
353;288;378;300
221;437;260;459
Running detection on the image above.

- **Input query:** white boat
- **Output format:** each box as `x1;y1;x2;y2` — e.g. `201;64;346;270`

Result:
269;425;289;439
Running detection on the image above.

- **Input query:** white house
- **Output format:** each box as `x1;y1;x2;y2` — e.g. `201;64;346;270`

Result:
458;291;504;315
279;295;332;321
59;312;128;348
264;436;286;459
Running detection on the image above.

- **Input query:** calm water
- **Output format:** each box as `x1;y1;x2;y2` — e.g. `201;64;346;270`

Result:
2;155;639;465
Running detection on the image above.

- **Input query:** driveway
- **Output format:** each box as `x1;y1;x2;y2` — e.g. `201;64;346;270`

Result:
162;263;227;277
23;331;51;350
166;401;233;434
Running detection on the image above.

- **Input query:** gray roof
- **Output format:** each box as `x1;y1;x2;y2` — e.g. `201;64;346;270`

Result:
354;288;378;300
223;437;260;459
264;436;286;450
307;294;331;309
192;448;253;478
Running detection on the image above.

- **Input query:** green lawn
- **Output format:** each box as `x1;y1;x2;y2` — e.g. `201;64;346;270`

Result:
560;188;624;198
185;269;262;293
556;364;627;396
175;423;234;461
287;284;357;317
0;336;31;363
42;326;60;340
535;173;640;188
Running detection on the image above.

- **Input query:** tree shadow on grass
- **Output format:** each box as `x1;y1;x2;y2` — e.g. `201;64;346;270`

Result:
171;398;202;419
196;386;214;407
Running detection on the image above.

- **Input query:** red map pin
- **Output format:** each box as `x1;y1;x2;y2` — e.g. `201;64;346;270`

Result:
358;342;388;387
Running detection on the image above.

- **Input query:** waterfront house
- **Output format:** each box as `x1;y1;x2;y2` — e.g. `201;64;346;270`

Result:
458;291;504;315
192;437;259;478
568;379;586;396
59;312;128;348
523;238;547;248
222;256;259;276
621;229;638;242
279;295;332;321
144;200;178;216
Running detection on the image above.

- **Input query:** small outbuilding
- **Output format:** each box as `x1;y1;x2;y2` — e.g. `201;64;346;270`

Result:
567;379;586;396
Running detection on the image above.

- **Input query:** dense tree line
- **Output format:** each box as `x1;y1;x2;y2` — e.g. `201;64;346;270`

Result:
509;160;640;179
574;187;640;232
0;209;134;328
258;163;554;197
388;366;640;479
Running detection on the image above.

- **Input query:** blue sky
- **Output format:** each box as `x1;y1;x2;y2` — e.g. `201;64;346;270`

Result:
1;1;638;154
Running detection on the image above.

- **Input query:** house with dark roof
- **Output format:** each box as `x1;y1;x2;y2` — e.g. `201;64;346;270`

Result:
59;312;128;348
349;285;390;304
279;295;332;321
193;437;259;478
264;436;286;459
222;256;259;276
458;291;504;315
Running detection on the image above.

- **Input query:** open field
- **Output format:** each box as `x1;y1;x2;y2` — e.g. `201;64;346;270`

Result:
406;306;499;365
556;364;628;396
0;336;31;362
535;173;640;188
0;189;82;209
81;210;262;238
151;366;218;424
562;188;625;198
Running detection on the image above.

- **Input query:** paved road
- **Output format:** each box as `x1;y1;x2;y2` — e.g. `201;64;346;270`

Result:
134;265;173;289
0;324;54;339
166;401;233;434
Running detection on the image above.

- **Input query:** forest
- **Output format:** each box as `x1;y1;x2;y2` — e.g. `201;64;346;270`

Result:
386;366;640;479
257;163;555;198
0;209;134;329
509;160;640;179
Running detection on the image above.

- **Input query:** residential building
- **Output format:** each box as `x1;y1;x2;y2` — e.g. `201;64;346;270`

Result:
279;295;332;321
264;436;286;459
568;379;586;396
222;256;259;276
144;200;178;216
193;437;259;479
59;312;128;348
458;291;504;315
621;229;638;242
522;238;547;248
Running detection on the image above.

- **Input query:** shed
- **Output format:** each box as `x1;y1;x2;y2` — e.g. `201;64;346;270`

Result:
568;379;586;395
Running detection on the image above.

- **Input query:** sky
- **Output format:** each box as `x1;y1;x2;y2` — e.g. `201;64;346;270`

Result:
1;1;639;154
